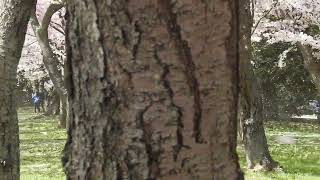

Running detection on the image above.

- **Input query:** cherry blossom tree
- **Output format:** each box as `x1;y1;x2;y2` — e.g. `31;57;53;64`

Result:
19;0;67;127
253;0;320;92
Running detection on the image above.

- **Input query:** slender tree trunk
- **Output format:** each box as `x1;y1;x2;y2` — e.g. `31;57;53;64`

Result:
39;79;47;112
30;1;68;128
239;0;278;170
298;43;320;121
0;0;35;179
63;1;243;179
59;98;67;128
298;44;320;93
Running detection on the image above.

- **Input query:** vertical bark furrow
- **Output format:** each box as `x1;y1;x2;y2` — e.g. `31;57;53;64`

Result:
227;0;241;148
153;47;184;162
157;0;203;143
132;23;142;62
137;102;160;179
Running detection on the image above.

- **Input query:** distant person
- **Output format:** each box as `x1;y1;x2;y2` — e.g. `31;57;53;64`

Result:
38;91;45;112
32;92;41;113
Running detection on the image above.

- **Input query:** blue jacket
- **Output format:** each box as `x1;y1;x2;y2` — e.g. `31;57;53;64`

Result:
32;95;40;104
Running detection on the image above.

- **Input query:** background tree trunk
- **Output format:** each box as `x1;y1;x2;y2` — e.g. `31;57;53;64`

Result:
39;79;48;112
239;0;278;170
30;2;68;128
298;43;320;121
0;0;35;179
44;89;60;116
63;1;243;179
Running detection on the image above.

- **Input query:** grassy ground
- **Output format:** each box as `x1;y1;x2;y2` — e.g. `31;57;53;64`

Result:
238;120;320;180
18;107;320;179
19;107;66;180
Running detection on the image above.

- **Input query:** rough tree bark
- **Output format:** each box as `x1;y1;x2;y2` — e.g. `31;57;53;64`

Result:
30;1;68;128
298;43;320;120
239;0;278;170
63;0;243;179
0;0;35;179
43;88;59;115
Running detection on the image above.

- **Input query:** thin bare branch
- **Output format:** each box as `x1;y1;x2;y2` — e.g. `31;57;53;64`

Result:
50;23;65;35
42;4;64;31
251;0;279;36
24;40;38;47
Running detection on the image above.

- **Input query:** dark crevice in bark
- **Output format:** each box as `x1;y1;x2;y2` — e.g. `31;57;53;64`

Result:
132;22;142;62
228;0;240;137
153;47;186;161
228;0;245;178
116;162;125;180
93;0;110;78
158;0;204;144
103;98;122;179
62;10;76;168
118;63;134;90
137;101;160;179
64;10;74;111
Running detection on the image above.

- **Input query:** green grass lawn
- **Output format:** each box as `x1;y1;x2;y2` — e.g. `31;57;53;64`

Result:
19;107;66;180
238;120;320;180
18;107;320;179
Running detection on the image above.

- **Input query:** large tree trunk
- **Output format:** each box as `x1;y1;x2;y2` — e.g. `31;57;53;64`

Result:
239;0;278;170
30;1;68;128
63;1;243;179
0;0;35;179
298;43;320;120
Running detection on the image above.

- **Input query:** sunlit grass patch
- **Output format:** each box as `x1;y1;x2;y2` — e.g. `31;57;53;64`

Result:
239;120;320;179
18;106;320;179
18;107;66;180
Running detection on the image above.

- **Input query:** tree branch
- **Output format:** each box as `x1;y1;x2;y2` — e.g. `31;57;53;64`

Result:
51;20;64;30
41;3;64;31
29;0;68;99
251;0;279;36
50;23;65;35
24;40;38;47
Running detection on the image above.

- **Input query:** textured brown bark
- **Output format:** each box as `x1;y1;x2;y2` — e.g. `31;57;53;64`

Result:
239;0;278;170
64;1;243;179
30;1;68;128
0;0;35;179
44;89;60;116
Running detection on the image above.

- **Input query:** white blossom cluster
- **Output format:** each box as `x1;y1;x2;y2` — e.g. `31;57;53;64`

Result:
253;0;320;52
18;0;65;88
